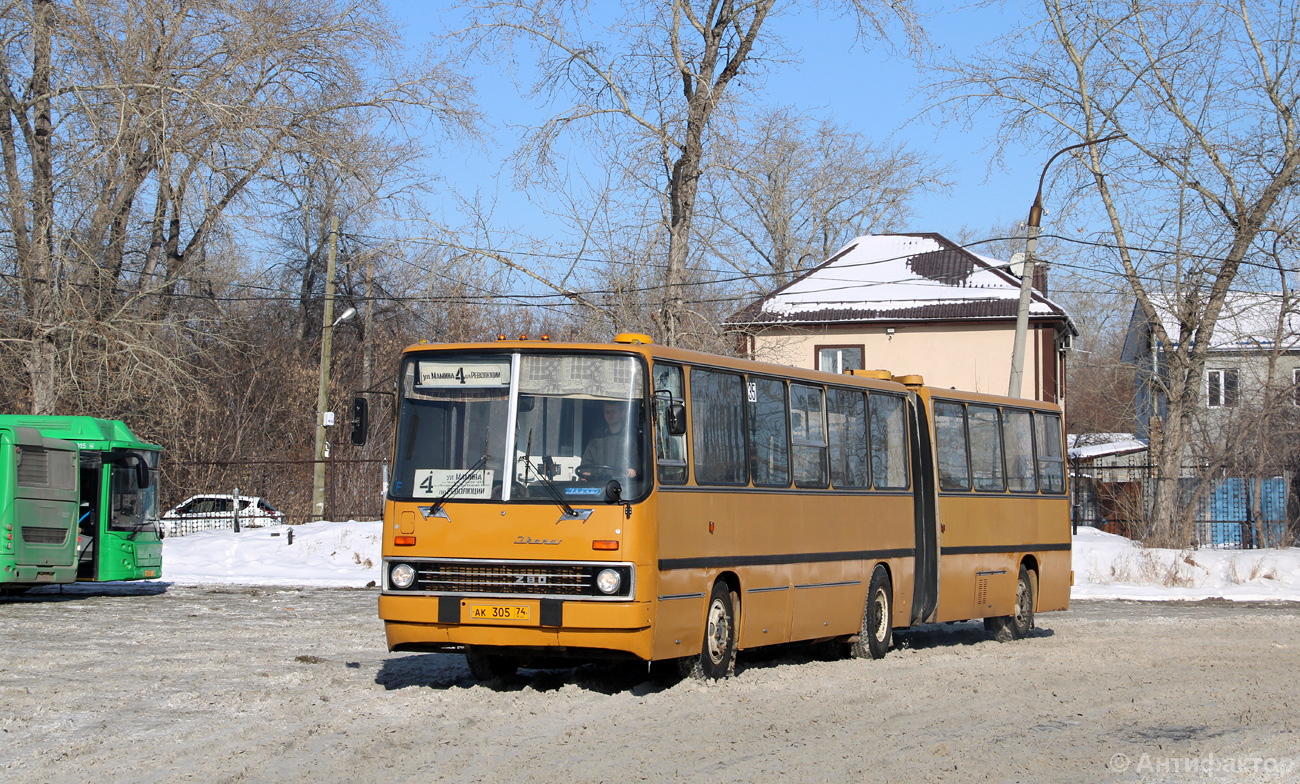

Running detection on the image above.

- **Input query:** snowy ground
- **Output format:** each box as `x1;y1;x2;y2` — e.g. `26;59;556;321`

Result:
4;590;1298;784
154;520;1300;602
7;525;1299;783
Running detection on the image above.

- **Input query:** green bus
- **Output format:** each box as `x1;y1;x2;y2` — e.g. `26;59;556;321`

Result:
1;416;161;593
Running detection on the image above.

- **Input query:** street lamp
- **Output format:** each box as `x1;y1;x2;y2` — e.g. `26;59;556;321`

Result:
333;306;357;328
311;216;357;521
1008;134;1123;397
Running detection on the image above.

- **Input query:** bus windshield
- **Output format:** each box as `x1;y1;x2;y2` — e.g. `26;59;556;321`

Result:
392;352;649;503
108;452;159;535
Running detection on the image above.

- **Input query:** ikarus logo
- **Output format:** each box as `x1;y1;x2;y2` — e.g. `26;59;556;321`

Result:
514;536;562;545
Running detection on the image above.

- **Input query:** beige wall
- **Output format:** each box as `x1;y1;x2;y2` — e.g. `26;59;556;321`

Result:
749;322;1061;403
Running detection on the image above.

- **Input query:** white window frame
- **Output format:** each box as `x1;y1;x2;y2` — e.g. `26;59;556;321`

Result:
816;345;864;375
1207;368;1238;408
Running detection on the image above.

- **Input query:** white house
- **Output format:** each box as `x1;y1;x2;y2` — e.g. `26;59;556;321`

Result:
726;233;1078;405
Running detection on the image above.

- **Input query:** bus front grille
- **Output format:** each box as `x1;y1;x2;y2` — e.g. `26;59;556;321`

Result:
22;526;69;545
413;561;591;595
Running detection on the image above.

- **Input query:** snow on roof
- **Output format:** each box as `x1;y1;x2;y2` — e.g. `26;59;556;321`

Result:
1067;433;1148;460
1140;292;1300;351
728;233;1073;329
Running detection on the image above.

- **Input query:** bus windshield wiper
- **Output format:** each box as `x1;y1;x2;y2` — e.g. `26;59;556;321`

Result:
520;429;576;518
427;452;490;518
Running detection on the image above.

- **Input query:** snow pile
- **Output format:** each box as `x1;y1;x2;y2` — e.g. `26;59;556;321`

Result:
156;519;1300;601
160;520;382;587
1072;526;1300;601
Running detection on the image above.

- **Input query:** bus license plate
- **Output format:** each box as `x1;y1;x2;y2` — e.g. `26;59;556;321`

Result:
467;603;531;622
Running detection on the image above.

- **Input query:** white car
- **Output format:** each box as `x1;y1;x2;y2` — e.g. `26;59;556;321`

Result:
161;494;285;536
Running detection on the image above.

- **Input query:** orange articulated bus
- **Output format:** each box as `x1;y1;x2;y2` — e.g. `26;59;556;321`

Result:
364;334;1070;680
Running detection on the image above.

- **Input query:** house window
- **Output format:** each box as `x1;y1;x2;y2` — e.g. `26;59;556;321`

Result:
817;346;863;375
1294;368;1300;406
1207;369;1238;408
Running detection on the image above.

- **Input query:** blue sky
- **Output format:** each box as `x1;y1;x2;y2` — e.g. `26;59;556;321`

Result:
388;1;1045;251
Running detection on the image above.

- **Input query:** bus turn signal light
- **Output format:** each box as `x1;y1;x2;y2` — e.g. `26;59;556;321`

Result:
394;535;417;546
592;540;619;551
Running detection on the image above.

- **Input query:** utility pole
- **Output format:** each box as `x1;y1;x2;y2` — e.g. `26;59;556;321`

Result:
1009;134;1123;397
312;216;339;521
362;254;373;392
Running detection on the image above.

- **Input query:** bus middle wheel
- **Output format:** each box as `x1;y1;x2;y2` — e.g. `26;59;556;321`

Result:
851;564;893;660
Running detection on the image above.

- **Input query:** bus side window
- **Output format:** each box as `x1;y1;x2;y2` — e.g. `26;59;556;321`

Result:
690;368;747;485
869;393;909;489
790;383;828;489
1035;412;1066;493
748;376;789;487
968;404;1007;492
827;388;869;489
1003;409;1038;492
653;363;688;484
934;401;971;491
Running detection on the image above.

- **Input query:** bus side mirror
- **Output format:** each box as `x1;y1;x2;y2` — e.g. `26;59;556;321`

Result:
666;403;686;436
350;397;369;447
604;480;623;504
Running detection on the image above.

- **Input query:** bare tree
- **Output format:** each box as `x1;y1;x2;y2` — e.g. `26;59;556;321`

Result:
448;0;921;347
701;107;950;293
0;0;477;414
935;0;1300;546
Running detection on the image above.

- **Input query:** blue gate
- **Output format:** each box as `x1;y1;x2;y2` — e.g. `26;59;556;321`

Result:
1199;477;1289;547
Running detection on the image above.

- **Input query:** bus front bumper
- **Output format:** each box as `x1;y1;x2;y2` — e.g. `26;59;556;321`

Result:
379;594;655;660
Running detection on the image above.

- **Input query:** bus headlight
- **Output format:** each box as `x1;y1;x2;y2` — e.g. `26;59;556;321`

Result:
595;568;621;595
390;563;416;589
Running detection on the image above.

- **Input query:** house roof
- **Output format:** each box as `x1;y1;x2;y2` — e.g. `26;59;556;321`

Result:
1067;433;1148;460
727;233;1077;333
1123;292;1300;358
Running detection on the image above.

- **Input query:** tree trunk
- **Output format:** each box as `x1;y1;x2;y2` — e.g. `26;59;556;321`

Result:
27;0;58;415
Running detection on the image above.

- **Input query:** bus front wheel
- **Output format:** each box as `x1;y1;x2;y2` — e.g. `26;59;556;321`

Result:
465;648;519;682
985;565;1034;642
851;565;893;660
679;581;738;680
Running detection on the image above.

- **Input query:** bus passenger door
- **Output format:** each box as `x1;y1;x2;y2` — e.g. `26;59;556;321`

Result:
908;395;939;624
77;453;103;580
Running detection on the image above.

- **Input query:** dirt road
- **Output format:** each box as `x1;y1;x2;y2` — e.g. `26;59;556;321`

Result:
2;586;1297;783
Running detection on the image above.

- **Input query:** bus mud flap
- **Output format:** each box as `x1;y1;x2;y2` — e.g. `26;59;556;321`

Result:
439;595;462;624
539;599;563;627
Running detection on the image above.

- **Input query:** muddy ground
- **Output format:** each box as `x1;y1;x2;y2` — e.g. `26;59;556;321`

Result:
2;586;1298;783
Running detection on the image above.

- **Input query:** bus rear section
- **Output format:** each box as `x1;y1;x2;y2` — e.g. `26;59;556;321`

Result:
921;389;1072;638
1;427;80;589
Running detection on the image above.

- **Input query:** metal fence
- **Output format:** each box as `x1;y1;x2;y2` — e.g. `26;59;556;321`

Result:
160;514;279;538
1071;462;1299;548
161;456;388;535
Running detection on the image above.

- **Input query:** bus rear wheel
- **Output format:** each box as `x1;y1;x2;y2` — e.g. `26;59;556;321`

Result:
850;565;893;660
985;565;1034;642
465;648;519;682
